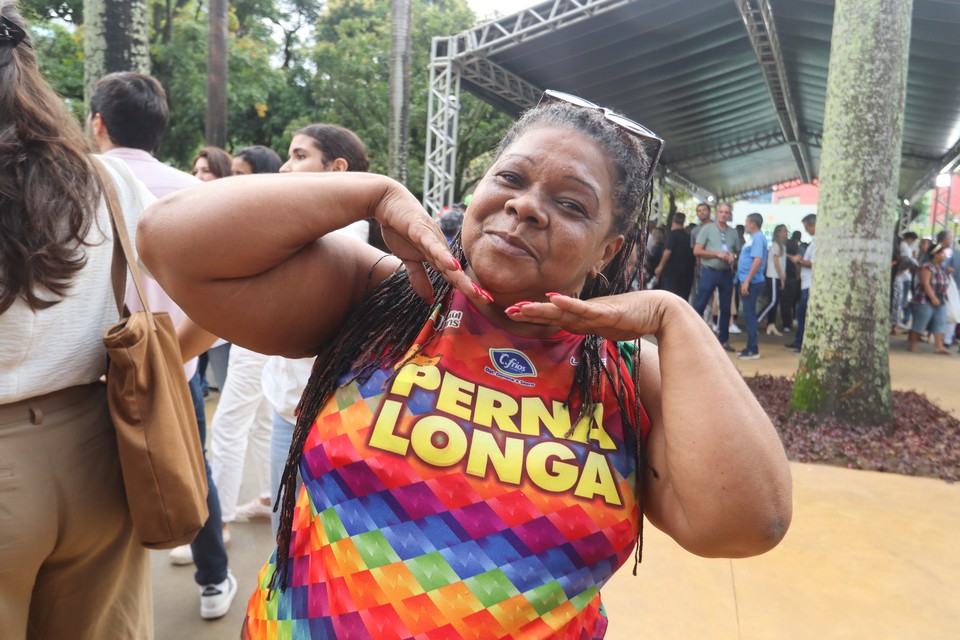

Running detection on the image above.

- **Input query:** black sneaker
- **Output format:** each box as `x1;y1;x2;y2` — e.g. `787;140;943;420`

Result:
737;350;760;360
720;343;736;352
784;344;801;352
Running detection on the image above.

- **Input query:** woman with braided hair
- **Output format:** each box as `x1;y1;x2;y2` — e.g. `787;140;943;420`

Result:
141;92;792;638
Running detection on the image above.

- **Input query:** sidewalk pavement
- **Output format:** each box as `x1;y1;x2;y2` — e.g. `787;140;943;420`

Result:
153;327;960;639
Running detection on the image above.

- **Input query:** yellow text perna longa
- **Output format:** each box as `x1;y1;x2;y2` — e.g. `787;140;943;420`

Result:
368;364;624;506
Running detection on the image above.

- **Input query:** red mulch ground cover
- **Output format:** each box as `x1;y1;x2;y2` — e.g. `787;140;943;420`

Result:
744;375;960;483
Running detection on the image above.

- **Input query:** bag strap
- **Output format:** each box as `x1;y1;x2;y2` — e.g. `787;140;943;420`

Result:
92;157;155;328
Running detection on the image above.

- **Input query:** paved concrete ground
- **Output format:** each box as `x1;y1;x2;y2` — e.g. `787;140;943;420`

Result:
153;329;960;639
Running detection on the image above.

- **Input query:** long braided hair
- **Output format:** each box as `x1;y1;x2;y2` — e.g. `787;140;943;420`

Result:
270;101;656;592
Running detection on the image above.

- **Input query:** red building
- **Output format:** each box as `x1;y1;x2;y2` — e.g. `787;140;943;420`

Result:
770;181;819;205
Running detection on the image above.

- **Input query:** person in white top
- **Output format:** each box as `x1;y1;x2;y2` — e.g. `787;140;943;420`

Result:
260;124;373;535
759;224;788;335
207;147;283;533
0;6;152;636
786;215;816;352
891;231;918;333
279;124;371;243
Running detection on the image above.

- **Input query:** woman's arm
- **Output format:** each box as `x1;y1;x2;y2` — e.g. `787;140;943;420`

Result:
505;292;793;557
177;318;219;363
138;172;472;357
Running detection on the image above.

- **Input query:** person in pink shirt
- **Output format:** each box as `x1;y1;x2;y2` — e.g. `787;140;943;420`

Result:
88;71;237;620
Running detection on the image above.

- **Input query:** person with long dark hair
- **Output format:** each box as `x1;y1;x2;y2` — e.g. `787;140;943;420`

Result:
140;92;792;638
0;3;152;636
909;242;952;354
232;145;283;176
280;123;372;243
760;223;788;335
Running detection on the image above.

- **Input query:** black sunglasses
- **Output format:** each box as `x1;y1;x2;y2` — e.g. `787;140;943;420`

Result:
0;16;27;48
538;89;664;184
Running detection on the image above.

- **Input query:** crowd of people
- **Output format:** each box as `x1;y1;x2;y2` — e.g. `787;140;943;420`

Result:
1;5;794;636
643;202;958;359
891;229;960;354
641;204;817;360
49;2;960;637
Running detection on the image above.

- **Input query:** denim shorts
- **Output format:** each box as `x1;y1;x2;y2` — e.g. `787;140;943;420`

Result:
911;299;947;334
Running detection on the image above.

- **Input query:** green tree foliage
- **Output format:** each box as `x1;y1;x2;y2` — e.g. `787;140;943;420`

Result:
310;0;513;198
19;0;84;23
149;2;288;164
28;20;85;120
23;0;512;192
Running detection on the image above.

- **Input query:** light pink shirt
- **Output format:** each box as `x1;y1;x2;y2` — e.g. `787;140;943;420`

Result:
104;148;202;380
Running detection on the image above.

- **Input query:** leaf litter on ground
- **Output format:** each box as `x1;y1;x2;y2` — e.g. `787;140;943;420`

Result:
744;375;960;483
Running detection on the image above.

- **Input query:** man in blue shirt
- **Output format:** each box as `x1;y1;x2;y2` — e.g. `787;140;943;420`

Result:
737;213;768;359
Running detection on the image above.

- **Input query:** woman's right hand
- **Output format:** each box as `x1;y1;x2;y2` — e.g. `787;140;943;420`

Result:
371;179;483;305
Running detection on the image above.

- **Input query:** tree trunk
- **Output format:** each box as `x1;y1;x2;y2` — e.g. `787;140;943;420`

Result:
790;0;912;425
205;0;229;148
388;0;412;185
83;0;150;104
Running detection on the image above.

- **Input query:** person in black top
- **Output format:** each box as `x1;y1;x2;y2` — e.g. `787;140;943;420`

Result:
655;212;695;300
782;230;802;329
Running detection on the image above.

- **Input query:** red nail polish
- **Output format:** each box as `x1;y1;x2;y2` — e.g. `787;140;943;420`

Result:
545;292;562;298
479;288;495;303
505;305;520;315
471;282;483;296
451;258;462;271
514;301;533;307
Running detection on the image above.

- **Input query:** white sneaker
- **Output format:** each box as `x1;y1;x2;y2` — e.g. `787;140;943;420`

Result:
234;499;273;522
170;544;194;566
200;571;238;620
728;324;742;334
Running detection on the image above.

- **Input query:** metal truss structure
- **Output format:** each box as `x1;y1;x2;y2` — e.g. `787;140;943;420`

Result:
663;171;714;204
669;132;788;173
735;0;812;184
904;137;960;205
423;0;715;216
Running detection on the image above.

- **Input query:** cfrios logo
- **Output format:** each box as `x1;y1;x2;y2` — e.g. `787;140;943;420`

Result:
489;348;537;378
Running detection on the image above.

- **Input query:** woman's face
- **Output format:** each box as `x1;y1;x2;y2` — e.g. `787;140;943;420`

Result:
192;157;217;182
776;227;788;241
280;134;329;173
232;157;254;176
461;125;624;306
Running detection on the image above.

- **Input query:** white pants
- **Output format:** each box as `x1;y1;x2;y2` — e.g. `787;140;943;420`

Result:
209;346;273;523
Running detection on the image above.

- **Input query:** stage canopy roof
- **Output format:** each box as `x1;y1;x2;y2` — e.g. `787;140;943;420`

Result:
430;0;960;203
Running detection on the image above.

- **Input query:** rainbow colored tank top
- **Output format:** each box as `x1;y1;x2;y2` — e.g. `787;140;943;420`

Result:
244;290;649;639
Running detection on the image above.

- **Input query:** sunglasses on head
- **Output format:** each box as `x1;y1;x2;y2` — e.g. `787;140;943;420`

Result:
538;89;664;184
0;16;26;48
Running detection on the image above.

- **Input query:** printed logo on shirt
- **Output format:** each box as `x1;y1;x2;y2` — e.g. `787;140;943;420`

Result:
569;355;608;367
439;310;463;330
484;348;537;387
